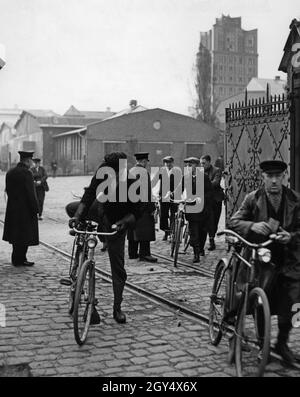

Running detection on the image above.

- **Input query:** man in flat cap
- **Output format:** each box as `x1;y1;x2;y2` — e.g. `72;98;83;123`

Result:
229;159;300;365
127;152;157;262
32;158;49;220
3;151;39;266
179;157;212;263
158;156;178;241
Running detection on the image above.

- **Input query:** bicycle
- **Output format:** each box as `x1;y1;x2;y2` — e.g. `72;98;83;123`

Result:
61;221;117;346
169;199;195;267
208;228;277;377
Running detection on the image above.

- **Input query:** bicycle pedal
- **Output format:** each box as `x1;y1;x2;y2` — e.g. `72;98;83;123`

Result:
59;278;72;286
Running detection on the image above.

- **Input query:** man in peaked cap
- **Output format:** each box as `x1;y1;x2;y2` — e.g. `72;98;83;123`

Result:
229;159;300;365
127;152;158;262
3;151;39;266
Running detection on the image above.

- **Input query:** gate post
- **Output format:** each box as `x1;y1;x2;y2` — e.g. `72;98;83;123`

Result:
293;71;300;191
279;18;300;191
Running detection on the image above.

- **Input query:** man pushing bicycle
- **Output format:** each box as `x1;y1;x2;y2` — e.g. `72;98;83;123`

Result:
228;160;300;366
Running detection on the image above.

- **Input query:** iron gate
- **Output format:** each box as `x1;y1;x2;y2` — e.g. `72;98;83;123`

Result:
224;94;290;220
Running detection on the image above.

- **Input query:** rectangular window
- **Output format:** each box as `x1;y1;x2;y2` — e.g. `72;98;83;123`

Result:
185;143;205;158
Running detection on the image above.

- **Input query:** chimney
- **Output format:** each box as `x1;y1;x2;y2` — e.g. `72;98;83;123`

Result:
129;99;137;109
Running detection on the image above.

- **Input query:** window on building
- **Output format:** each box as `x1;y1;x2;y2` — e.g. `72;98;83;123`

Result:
186;143;205;158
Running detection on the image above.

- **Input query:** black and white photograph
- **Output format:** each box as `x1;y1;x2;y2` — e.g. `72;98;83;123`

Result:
0;0;299;383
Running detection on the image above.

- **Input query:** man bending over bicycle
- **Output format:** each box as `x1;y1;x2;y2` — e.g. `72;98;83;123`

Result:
68;152;139;324
228;160;300;365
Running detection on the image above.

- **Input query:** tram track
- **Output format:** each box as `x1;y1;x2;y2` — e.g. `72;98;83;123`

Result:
1;217;299;371
43;215;216;278
38;238;300;371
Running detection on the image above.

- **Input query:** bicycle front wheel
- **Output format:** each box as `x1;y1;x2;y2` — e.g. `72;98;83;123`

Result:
235;287;271;377
73;260;95;346
68;245;87;315
173;214;183;267
209;260;227;346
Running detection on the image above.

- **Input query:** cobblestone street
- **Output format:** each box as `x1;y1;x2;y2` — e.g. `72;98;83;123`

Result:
0;174;299;378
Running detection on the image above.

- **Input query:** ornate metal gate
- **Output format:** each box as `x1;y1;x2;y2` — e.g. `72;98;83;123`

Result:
224;94;290;220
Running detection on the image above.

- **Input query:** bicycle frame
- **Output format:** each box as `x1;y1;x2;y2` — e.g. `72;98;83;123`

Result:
220;229;276;317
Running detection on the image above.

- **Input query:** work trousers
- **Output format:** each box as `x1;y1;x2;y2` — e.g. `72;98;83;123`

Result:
208;200;222;238
128;240;151;257
107;229;127;309
12;244;28;266
36;188;45;217
159;202;178;232
188;221;208;251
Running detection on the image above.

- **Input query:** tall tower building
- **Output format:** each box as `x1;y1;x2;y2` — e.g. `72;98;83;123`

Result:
200;15;258;105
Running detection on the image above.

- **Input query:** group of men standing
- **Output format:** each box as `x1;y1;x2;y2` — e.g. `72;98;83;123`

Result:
158;154;224;263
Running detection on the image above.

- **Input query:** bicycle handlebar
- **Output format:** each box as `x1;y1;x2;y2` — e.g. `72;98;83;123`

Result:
218;229;277;248
169;198;197;205
70;227;118;236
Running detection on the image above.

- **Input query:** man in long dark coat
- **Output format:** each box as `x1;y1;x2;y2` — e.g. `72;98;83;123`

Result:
180;157;212;263
31;158;48;220
200;154;224;250
228;160;300;365
127;152;157;263
3;151;39;266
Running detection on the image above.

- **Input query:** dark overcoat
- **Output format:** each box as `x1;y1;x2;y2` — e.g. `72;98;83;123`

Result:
229;186;300;279
31;166;48;191
3;163;39;246
127;164;156;242
206;165;224;202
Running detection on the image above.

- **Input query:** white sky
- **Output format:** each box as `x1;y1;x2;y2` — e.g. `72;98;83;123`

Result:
0;0;299;116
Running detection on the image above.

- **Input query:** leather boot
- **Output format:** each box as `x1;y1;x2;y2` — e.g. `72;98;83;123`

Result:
193;247;200;263
274;328;295;365
113;306;126;324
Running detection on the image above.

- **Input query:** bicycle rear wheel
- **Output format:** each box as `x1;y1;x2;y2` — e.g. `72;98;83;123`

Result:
73;260;95;346
209;260;227;345
235;287;271;377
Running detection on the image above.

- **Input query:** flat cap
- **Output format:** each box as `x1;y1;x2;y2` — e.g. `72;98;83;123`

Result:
18;151;34;159
260;160;287;173
184;156;200;164
134;152;149;161
162;156;174;163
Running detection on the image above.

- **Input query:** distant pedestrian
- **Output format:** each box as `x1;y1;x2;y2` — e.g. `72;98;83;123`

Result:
32;158;49;220
51;160;58;178
214;155;224;173
158;156;178;241
3;151;39;267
